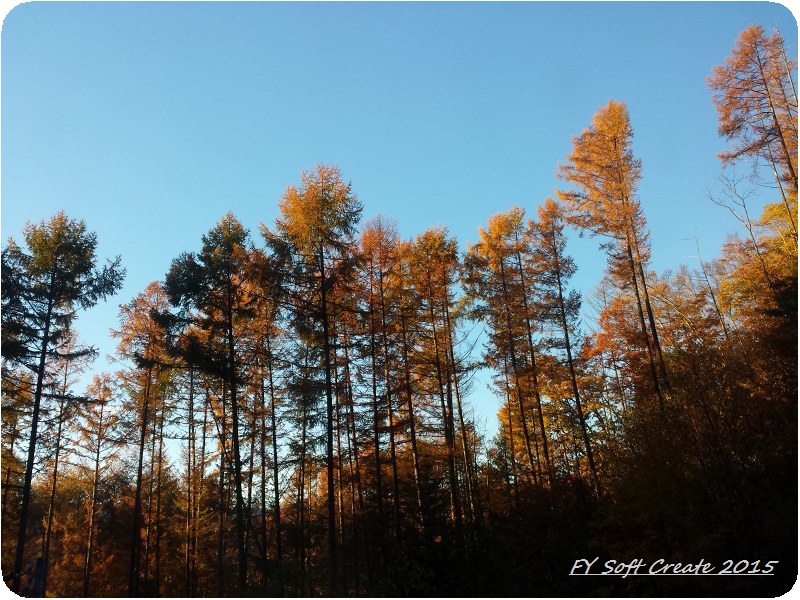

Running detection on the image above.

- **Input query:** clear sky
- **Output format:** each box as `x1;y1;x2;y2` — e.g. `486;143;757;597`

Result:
3;2;797;438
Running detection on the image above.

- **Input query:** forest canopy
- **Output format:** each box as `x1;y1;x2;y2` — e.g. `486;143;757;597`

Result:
1;22;797;598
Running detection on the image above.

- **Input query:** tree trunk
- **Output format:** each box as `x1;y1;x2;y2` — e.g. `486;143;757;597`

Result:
216;384;227;598
368;274;389;581
83;404;104;597
318;247;338;594
129;363;153;596
13;297;53;594
267;335;283;591
143;411;158;584
154;404;165;596
225;282;248;593
497;259;539;485
426;273;463;538
625;239;666;414
185;366;194;595
400;310;425;532
502;357;521;508
511;247;554;486
42;366;69;597
377;268;402;536
442;297;480;529
549;225;601;495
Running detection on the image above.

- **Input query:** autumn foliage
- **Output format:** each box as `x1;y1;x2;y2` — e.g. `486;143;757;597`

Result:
1;24;797;598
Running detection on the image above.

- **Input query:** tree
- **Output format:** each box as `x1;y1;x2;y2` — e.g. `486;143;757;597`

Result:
165;214;257;593
271;164;362;591
709;25;798;211
76;373;121;596
529;199;600;494
409;227;464;535
558;101;670;412
114;281;172;596
41;332;95;596
1;212;123;592
464;209;550;486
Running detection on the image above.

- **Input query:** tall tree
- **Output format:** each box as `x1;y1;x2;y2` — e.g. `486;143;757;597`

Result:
114;281;171;596
1;212;123;592
558;101;670;411
530;199;601;494
41;333;94;596
271;164;363;591
165;213;257;593
409;228;464;536
76;373;121;597
709;25;798;203
464;209;549;485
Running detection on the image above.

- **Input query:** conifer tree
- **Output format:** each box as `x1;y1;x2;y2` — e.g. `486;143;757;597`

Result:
529;199;600;494
1;213;123;592
271;164;362;591
76;373;121;596
558;101;669;410
115;281;170;596
164;214;257;592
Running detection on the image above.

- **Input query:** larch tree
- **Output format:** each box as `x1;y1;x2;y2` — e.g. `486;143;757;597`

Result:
529;198;600;495
408;227;464;537
41;332;94;597
0;212;124;593
164;213;258;593
271;164;363;592
708;25;798;211
75;373;121;597
709;25;798;328
557;100;670;412
463;209;552;487
114;281;171;596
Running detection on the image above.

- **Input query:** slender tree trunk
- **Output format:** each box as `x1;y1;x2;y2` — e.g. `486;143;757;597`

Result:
129;363;154;596
267;336;283;589
83;404;104;597
377;268;402;536
497;259;539;484
368;275;390;585
216;384;227;598
225;283;248;593
400;311;425;531
694;238;731;339
329;290;347;561
511;247;554;486
624;239;666;414
185;366;194;595
13;298;53;594
257;347;268;584
332;329;346;553
610;134;671;397
502;357;520;508
154;404;165;596
318;247;338;593
762;134;798;237
246;380;257;567
298;397;308;596
548;225;601;495
143;412;158;584
629;227;671;392
756;45;798;188
42;375;68;598
193;389;209;595
442;297;480;529
426;274;463;537
343;332;371;591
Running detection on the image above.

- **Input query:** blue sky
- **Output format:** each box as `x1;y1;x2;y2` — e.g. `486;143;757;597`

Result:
2;2;796;437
